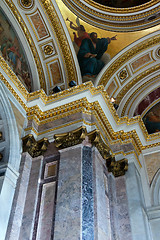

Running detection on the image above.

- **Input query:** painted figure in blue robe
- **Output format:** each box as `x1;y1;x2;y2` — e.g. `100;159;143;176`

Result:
77;32;117;77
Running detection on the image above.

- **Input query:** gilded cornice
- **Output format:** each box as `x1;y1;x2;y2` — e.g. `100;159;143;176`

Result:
40;0;78;85
62;0;160;31
121;76;160;117
54;126;128;177
116;65;160;106
99;34;160;87
5;0;46;91
0;66;160;153
84;0;159;13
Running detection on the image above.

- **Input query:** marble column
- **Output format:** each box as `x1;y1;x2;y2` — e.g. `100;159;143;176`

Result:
54;144;113;240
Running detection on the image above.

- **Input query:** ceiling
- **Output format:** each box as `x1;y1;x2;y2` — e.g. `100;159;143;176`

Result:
0;0;160;119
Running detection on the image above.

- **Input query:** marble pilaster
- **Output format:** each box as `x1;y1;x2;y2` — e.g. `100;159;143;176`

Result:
54;145;82;240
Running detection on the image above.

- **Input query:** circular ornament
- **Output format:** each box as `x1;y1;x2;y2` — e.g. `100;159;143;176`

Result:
156;48;160;58
44;45;54;55
20;0;33;8
119;69;127;80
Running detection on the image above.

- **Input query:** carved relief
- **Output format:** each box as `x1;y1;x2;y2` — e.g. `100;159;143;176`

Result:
54;126;87;149
54;127;128;177
22;134;49;157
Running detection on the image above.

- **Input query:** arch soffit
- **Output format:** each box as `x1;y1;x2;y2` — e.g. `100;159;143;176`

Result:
62;0;160;32
95;31;160;117
1;0;80;94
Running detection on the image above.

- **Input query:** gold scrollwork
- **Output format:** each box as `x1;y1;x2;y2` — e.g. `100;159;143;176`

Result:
88;129;111;160
22;134;49;157
54;126;87;149
54;126;128;177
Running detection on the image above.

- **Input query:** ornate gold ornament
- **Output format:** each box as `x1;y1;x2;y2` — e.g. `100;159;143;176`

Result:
41;0;78;85
44;45;54;55
54;126;87;149
106;157;128;178
5;0;46;90
0;153;3;161
119;69;127;80
62;0;160;31
22;134;49;157
88;129;111;160
116;64;160;106
20;0;33;8
54;126;128;177
99;34;160;87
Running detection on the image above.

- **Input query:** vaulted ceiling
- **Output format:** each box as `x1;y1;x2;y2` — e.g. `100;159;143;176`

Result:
0;0;160;119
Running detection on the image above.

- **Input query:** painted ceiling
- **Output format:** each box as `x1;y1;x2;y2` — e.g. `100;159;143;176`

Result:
0;0;160;128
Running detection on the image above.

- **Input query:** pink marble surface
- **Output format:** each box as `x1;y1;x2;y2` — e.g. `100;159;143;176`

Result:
36;182;56;240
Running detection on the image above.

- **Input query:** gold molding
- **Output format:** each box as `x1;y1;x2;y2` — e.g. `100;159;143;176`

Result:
117;65;160;107
122;76;160;117
5;0;46;91
40;0;78;85
99;34;160;87
62;0;160;31
54;126;87;149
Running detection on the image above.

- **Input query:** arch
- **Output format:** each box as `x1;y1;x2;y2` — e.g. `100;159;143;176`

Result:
151;168;160;206
0;80;22;240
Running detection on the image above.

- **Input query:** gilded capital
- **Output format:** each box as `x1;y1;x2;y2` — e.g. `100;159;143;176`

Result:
22;134;49;158
54;126;87;149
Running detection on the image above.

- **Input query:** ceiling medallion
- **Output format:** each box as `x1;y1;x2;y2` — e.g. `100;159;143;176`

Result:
44;45;54;55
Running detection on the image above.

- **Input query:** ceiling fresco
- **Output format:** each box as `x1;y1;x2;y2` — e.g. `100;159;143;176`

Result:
0;8;32;92
92;0;151;8
143;102;160;134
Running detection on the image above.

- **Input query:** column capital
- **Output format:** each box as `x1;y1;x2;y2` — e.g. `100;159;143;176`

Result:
22;134;49;158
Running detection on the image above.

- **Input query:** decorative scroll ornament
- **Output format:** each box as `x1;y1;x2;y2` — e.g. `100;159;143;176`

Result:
106;157;128;177
54;127;128;177
22;134;49;158
88;129;111;160
54;126;87;149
